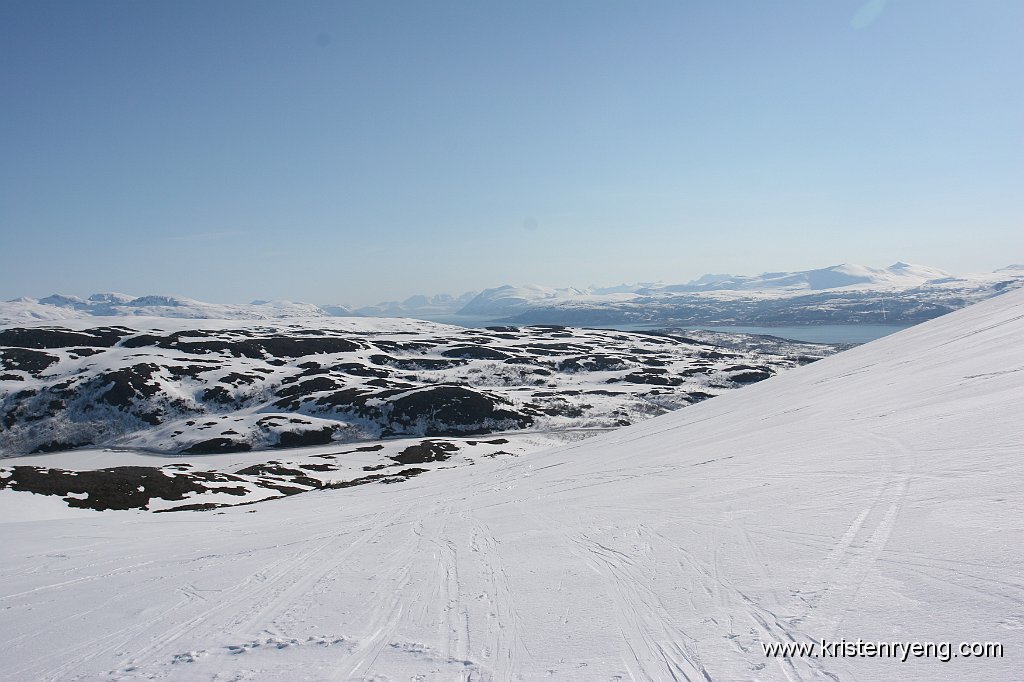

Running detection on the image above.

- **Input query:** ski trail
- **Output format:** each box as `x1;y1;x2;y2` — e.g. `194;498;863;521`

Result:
469;516;529;681
33;510;398;680
117;530;347;674
0;559;159;603
628;511;841;681
571;532;713;682
332;536;419;680
815;477;910;642
227;509;400;637
23;539;325;682
334;498;483;681
791;430;915;641
438;536;473;676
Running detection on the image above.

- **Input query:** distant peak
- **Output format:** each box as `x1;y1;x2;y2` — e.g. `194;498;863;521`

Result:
88;292;135;303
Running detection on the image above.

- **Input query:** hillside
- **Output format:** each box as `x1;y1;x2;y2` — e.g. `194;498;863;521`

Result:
0;319;828;461
1;288;1022;680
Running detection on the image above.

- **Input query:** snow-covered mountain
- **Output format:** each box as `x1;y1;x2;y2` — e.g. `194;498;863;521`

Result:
457;284;594;316
459;263;1024;325
6;263;1020;328
354;291;477;317
0;292;474;325
653;261;955;292
317;303;359;317
0;293;332;323
1;278;1020;680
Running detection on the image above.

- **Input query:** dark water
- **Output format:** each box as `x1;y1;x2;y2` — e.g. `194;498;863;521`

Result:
411;314;504;327
403;314;914;345
594;323;913;344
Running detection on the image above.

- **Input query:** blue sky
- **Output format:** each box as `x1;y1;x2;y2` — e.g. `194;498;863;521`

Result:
2;0;1021;305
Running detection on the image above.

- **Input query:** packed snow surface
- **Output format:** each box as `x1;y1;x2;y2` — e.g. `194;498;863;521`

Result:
1;289;1022;680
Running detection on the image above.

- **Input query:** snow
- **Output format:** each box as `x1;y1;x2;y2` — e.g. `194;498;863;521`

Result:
1;288;1022;680
0;488;96;521
0;296;334;324
6;262;1022;327
663;262;956;292
657;261;954;292
459;263;1000;312
458;284;592;316
1;316;811;457
354;291;478;317
452;263;1024;326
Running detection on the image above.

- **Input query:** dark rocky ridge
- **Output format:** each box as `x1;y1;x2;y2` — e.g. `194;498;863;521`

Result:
0;451;431;512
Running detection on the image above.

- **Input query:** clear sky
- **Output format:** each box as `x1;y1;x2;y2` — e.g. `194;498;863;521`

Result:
2;1;1021;306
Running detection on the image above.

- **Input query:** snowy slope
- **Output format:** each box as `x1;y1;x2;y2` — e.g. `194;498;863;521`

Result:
1;288;1023;680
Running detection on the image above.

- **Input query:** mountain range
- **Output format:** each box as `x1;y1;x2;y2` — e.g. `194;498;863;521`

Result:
3;263;1022;326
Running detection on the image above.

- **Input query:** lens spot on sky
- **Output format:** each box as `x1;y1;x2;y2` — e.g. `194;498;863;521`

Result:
523;217;539;232
851;0;888;30
315;32;332;47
